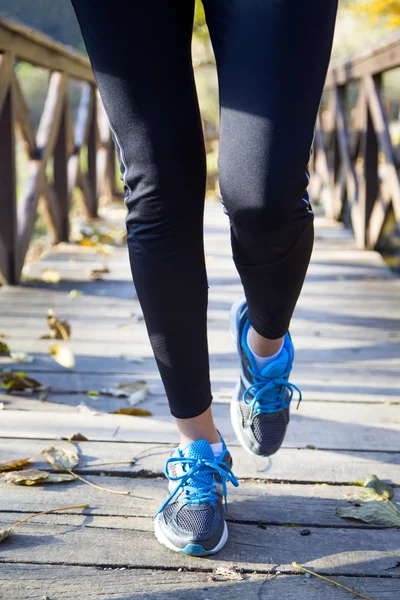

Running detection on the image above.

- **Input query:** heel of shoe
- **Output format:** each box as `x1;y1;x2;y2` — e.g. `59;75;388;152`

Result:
229;296;246;343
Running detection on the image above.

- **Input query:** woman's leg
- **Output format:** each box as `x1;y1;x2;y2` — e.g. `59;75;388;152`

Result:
71;1;218;436
204;0;338;455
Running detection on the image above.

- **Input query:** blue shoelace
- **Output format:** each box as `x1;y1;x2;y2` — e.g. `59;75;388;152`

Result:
154;456;239;519
243;364;302;418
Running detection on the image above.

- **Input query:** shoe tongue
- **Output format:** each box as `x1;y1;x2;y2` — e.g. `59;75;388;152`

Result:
259;347;289;379
182;439;214;462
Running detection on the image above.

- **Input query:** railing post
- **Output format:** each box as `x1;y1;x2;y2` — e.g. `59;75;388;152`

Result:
0;52;17;285
53;77;69;242
359;75;380;249
87;86;98;217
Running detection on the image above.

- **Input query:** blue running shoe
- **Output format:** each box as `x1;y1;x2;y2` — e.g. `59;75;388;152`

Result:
153;437;239;556
230;297;302;456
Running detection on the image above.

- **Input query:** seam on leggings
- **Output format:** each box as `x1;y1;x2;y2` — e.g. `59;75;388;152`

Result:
100;101;131;202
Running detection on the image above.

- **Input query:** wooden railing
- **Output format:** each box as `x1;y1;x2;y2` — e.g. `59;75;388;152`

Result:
0;19;117;285
310;36;400;249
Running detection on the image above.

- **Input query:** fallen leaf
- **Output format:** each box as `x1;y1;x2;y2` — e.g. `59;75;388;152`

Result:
0;504;88;544
41;269;61;284
0;341;10;355
0;333;7;338
10;352;35;364
42;445;79;470
3;469;49;485
47;309;71;340
0;371;41;392
0;457;32;472
336;500;400;528
346;474;394;502
68;290;83;299
363;474;394;500
211;566;245;581
49;344;75;368
119;381;149;406
45;472;77;483
0;529;11;542
70;433;89;441
89;265;110;280
112;408;152;417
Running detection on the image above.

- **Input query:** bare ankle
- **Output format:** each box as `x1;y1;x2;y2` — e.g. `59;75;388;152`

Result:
175;406;220;446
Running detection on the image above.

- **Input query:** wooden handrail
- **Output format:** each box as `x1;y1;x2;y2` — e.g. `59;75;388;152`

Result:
0;19;95;82
0;18;116;285
311;35;400;250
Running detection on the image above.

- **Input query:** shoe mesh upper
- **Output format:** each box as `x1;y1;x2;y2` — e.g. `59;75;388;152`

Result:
175;505;216;534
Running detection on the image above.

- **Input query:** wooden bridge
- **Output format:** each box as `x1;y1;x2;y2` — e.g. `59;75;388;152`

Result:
1;20;400;600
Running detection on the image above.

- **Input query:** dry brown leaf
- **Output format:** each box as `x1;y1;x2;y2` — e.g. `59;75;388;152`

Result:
89;265;110;280
41;269;61;284
0;457;33;472
47;309;71;340
70;433;89;441
49;344;75;369
0;341;10;355
42;445;79;470
112;408;152;417
0;371;42;392
0;333;7;338
3;469;49;485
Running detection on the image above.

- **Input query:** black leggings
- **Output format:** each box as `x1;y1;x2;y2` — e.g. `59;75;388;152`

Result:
72;0;338;418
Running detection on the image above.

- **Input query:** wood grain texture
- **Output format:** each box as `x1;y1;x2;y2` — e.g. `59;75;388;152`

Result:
2;476;399;527
1;439;400;484
2;565;399;600
0;512;399;575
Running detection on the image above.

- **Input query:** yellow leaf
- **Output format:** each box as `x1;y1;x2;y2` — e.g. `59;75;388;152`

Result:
68;290;83;299
87;390;100;396
42;445;79;470
49;344;75;369
41;269;61;284
0;371;41;392
0;341;10;355
112;408;152;417
0;457;33;472
3;469;49;485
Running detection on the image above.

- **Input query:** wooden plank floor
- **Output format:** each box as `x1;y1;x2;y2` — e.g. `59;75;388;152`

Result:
1;200;400;599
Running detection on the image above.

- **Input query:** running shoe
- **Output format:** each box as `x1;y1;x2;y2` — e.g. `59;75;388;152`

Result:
230;296;302;456
154;437;238;556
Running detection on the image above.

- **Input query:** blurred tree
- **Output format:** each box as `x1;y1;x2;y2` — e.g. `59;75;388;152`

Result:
347;0;400;27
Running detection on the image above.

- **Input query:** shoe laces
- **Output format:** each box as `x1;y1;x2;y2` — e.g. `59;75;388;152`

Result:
153;456;239;519
243;364;302;418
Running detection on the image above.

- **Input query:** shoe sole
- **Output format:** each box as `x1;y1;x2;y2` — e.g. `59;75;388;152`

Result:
229;297;259;456
154;515;228;556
